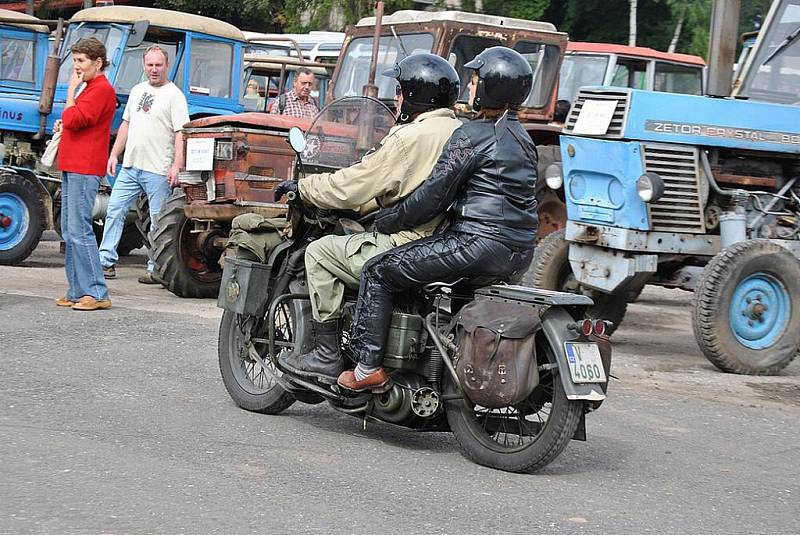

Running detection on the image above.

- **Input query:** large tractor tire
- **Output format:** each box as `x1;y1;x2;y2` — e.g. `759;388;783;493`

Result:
693;240;800;375
0;172;45;265
134;193;151;249
150;190;222;298
521;229;628;335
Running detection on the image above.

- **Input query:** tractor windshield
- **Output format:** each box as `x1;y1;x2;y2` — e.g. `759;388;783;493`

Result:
739;0;800;104
57;23;126;85
333;32;433;100
557;54;609;103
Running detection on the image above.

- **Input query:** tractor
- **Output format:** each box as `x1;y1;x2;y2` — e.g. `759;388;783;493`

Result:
535;0;800;375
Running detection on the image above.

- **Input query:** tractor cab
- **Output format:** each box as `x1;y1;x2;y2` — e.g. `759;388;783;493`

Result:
57;6;248;130
558;43;705;106
0;9;49;101
241;54;332;113
331;10;567;125
734;0;800;105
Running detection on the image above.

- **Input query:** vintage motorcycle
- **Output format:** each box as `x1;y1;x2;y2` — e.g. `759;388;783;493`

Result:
217;97;612;473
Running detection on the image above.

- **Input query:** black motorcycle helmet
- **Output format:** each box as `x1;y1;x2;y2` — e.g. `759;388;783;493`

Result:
464;47;533;111
382;53;460;122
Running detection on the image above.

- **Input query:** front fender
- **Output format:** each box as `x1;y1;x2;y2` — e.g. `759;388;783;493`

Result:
540;306;610;403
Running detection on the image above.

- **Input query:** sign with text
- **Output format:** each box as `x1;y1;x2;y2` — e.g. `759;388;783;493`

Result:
185;138;215;171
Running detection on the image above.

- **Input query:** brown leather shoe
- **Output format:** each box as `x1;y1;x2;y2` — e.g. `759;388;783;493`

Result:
71;296;112;311
337;368;391;393
55;296;75;307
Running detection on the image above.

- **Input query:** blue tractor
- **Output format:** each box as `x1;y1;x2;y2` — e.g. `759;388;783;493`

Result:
532;0;800;375
0;6;249;265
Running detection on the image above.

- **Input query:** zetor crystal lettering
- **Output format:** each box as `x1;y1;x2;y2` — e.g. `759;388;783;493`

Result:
645;120;800;146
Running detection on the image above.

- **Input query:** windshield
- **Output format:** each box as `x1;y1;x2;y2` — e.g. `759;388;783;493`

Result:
58;23;125;85
557;54;608;103
304;96;394;169
114;41;179;95
333;33;434;99
1;34;37;83
740;0;800;104
654;62;702;95
515;41;562;108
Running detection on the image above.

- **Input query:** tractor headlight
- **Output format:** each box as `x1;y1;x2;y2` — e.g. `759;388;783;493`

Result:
544;163;563;190
637;172;665;203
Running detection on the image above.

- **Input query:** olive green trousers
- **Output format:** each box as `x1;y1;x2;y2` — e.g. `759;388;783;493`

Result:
305;232;395;322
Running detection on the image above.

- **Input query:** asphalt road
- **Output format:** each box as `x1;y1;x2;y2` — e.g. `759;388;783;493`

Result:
1;237;798;534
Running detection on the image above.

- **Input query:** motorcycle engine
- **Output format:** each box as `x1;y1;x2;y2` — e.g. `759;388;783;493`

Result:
371;371;440;426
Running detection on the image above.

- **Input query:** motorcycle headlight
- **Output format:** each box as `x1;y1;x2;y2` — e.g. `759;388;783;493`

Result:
637;172;665;203
544;163;563;190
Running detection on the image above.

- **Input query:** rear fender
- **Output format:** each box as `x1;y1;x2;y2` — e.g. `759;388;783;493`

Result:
5;167;54;230
540;306;609;402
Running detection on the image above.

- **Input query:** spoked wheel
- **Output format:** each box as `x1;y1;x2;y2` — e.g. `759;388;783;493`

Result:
218;288;309;413
521;229;627;334
445;335;583;473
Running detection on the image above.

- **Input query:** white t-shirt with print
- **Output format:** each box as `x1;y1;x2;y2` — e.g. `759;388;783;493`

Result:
122;81;190;176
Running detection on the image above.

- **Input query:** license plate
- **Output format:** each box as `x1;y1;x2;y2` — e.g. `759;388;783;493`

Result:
564;342;607;383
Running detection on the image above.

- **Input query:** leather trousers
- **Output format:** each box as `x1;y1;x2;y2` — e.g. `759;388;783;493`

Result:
349;231;534;367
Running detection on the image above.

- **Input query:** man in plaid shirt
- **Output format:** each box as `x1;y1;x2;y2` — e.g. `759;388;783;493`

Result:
269;67;319;118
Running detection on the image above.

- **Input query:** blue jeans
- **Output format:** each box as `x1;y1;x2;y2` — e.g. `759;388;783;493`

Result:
61;172;109;301
99;166;170;272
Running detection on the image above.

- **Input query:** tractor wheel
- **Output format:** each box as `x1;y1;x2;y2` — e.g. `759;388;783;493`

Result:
134;193;151;248
0;172;45;265
150;190;222;298
521;229;627;335
116;221;144;256
693;240;800;375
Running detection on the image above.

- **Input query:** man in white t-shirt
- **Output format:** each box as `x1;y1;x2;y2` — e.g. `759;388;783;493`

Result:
98;45;190;284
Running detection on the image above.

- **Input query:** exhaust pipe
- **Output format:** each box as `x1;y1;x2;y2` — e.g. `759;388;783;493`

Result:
34;18;64;140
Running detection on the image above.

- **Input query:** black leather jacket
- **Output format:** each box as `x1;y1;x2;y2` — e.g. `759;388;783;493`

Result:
374;111;538;249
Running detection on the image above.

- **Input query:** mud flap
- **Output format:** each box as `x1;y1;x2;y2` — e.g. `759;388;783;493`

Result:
540;306;607;402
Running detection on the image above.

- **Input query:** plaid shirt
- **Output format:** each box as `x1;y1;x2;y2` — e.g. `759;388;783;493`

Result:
269;89;319;118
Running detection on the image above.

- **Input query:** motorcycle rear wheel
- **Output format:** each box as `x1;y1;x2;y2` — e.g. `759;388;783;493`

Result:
445;336;583;473
218;295;303;414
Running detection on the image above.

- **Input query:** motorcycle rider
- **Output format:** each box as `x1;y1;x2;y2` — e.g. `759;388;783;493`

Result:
337;47;539;392
273;53;462;384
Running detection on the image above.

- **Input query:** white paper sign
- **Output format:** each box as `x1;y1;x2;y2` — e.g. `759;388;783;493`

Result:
185;138;215;171
572;99;618;136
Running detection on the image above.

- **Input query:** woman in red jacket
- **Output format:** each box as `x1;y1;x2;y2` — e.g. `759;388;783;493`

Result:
54;37;117;310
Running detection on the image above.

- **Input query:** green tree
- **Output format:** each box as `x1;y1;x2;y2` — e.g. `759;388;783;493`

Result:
279;0;414;32
481;0;551;20
155;0;280;32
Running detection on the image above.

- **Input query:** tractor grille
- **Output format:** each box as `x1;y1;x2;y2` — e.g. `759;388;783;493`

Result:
643;143;706;233
564;89;630;138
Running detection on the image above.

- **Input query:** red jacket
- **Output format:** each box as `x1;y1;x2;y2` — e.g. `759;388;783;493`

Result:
58;74;116;176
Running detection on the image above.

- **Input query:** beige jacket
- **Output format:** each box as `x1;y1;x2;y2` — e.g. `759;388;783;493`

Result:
298;108;462;245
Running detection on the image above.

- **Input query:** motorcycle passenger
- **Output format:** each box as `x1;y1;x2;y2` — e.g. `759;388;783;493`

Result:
338;47;539;392
273;53;462;384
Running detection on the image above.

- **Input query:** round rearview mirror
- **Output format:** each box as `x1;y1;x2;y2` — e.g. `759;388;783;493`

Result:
288;127;307;154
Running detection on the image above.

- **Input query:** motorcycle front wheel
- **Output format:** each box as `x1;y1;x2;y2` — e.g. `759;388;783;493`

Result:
445;335;583;473
218;293;304;414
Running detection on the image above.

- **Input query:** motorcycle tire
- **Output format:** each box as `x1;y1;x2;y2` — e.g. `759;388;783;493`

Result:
218;294;304;413
445;335;583;473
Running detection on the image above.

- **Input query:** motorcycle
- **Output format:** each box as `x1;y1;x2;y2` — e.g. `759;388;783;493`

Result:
217;97;612;473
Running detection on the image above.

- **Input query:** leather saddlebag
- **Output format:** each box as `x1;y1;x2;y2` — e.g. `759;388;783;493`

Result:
455;299;541;408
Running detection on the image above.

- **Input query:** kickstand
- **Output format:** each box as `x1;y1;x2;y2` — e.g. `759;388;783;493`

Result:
362;399;374;430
